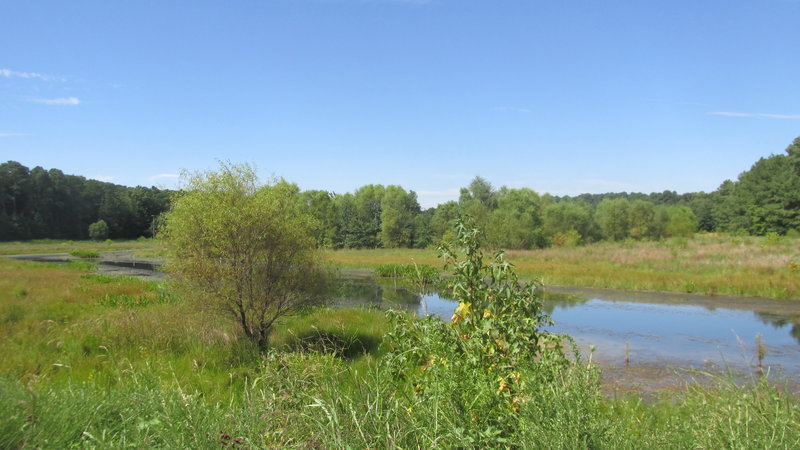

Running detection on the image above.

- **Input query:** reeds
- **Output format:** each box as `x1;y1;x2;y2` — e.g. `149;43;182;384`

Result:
2;256;799;448
327;234;800;299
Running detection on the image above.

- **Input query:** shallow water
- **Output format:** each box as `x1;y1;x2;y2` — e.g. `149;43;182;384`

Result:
12;253;800;380
332;275;800;379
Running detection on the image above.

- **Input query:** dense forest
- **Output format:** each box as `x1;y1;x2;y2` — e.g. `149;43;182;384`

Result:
2;137;798;246
0;161;171;240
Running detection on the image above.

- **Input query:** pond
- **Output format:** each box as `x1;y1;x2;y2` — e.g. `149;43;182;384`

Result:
333;273;800;381
12;253;800;383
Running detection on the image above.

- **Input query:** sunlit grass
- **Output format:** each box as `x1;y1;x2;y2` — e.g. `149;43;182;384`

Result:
327;234;800;299
1;258;798;447
0;238;161;256
0;258;386;391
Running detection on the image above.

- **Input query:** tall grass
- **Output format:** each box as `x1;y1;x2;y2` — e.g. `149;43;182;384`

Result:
0;239;161;257
327;234;800;299
1;256;799;447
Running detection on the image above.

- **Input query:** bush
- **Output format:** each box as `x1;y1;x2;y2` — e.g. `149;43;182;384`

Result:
69;249;99;259
160;163;332;350
88;220;109;241
374;263;439;284
383;218;580;445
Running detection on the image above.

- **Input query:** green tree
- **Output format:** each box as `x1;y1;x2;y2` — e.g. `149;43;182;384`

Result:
160;163;330;350
379;185;420;248
543;201;594;246
486;187;545;249
711;137;800;235
88;219;109;241
333;185;386;248
595;198;631;241
786;136;800;159
689;193;716;232
412;209;435;248
711;179;743;233
628;200;656;240
430;200;461;242
301;189;338;247
663;205;697;237
458;176;497;230
734;153;800;235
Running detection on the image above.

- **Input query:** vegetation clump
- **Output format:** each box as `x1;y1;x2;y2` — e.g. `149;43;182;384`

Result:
69;249;99;259
159;162;332;350
383;218;595;445
88;219;109;241
373;262;439;284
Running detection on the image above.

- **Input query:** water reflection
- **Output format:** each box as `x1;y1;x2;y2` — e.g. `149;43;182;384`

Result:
755;311;800;343
329;275;800;377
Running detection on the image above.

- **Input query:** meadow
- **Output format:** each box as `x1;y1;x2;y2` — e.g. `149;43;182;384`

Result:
0;238;162;257
328;234;800;300
1;246;799;447
4;233;799;300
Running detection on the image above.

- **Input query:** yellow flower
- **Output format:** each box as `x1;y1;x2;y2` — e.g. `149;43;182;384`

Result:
455;301;471;316
483;309;492;319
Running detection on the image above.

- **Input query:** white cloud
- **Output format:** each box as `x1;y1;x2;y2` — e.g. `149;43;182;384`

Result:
1;68;64;82
28;97;81;106
709;111;800;120
416;188;460;209
92;175;114;182
148;173;181;189
0;132;25;137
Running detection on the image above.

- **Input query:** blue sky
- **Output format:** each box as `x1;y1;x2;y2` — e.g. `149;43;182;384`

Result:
2;0;799;208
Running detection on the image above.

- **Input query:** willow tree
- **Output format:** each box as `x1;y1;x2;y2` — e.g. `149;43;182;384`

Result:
160;163;330;350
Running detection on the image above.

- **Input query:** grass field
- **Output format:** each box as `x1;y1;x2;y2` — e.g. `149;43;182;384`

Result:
1;258;799;447
0;238;162;257
2;233;799;300
1;256;799;447
327;234;800;300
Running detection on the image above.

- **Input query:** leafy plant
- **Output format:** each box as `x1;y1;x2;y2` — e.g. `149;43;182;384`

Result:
373;263;439;284
159;162;332;350
384;217;571;444
69;249;100;259
88;220;109;241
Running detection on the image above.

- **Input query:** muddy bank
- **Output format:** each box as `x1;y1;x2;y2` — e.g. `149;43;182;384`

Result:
8;251;164;279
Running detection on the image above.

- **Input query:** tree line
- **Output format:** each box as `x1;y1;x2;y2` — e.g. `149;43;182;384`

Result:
0;161;171;240
2;136;798;246
299;136;799;248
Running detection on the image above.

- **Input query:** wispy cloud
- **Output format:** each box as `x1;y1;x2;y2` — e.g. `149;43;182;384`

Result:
28;97;81;106
493;106;531;114
708;111;800;120
416;188;460;209
148;173;180;188
0;132;25;137
150;173;180;180
1;68;65;82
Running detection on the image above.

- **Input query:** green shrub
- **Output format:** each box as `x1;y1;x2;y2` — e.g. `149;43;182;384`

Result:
88;220;109;241
765;231;782;246
374;263;439;284
69;249;100;259
382;218;579;445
